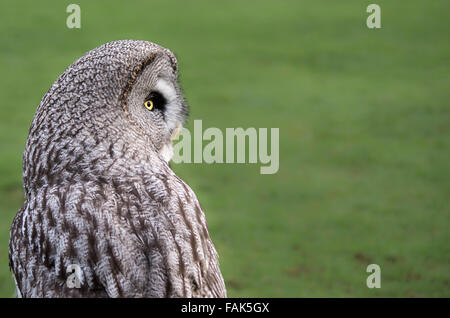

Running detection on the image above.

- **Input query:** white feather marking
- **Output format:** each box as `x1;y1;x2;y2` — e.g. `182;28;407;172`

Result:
155;79;179;130
21;208;28;237
155;79;176;103
13;276;22;298
160;143;174;163
155;79;181;163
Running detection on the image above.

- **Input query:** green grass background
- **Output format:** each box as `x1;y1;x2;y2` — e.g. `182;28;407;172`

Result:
0;0;449;297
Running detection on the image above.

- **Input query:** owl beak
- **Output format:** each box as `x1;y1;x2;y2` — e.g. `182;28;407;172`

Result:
171;122;182;141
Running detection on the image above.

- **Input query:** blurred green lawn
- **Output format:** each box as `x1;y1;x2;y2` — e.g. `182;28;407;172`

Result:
0;0;449;297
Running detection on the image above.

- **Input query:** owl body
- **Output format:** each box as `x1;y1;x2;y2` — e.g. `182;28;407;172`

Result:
9;40;226;297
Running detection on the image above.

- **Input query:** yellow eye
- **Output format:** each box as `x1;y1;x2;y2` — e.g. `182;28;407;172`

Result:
144;100;154;111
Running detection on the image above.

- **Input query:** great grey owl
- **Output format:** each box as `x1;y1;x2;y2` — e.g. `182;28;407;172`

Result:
9;40;226;298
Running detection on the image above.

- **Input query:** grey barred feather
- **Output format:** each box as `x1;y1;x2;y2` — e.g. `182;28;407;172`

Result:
9;40;226;298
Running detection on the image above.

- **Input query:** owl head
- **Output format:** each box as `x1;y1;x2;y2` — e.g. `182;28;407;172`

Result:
33;40;187;162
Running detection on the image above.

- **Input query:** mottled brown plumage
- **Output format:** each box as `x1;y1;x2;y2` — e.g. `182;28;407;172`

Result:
9;40;226;297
